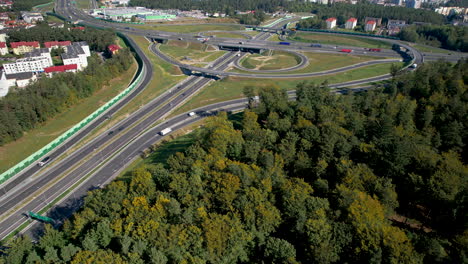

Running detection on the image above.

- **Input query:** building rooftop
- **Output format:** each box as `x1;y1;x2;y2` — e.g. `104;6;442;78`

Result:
10;41;40;48
25;48;50;57
14;56;49;63
367;20;377;24
44;41;71;48
61;44;85;60
5;72;34;80
98;7;154;17
347;18;357;22
44;64;77;73
326;17;337;22
108;44;121;52
0;42;6;48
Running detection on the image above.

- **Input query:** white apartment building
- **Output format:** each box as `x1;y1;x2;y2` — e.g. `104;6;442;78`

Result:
62;42;91;70
3;57;51;74
365;20;377;31
75;41;91;57
0;71;37;96
326;17;337;29
21;11;44;23
0;41;7;55
3;48;53;74
345;18;357;29
0;32;7;43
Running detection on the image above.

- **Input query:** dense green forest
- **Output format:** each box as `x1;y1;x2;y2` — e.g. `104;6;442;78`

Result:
292;2;445;25
1;59;466;263
129;0;445;25
7;23;117;52
11;0;51;11
444;0;468;7
129;0;285;13
0;49;134;146
399;24;468;52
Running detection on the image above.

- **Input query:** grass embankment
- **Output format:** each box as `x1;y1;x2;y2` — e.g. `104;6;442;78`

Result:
117;120;205;182
0;60;138;173
243;31;260;37
267;35;282;42
241;50;301;70
412;44;453;54
118;111;245;181
75;0;91;9
145;17;238;25
234;52;386;74
173;62;402;116
289;32;393;49
134;24;245;33
60;35;187;157
33;1;54;13
45;15;65;24
204;32;248;39
159;40;226;65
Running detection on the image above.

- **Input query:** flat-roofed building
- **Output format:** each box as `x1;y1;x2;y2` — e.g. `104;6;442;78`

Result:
3;48;52;74
62;42;91;70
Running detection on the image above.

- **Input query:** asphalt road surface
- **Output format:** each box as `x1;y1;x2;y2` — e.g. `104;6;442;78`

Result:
0;0;465;240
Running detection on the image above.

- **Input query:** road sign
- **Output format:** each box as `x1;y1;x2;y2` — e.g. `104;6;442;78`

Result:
28;211;54;224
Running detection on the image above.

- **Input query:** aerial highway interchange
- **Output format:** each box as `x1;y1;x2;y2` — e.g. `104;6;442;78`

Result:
0;0;466;240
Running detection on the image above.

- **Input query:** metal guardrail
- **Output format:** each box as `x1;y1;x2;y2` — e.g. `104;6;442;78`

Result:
0;37;145;185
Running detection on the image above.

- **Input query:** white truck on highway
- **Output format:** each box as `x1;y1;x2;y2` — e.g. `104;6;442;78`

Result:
159;128;172;136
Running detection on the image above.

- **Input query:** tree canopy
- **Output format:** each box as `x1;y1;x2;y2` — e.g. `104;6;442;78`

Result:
2;59;467;263
0;48;134;146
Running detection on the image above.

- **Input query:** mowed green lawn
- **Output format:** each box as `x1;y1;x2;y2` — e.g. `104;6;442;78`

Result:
412;44;453;54
234;52;386;74
243;31;260;37
173;62;402;116
0;60;138;173
75;0;91;9
33;1;54;13
241;51;300;70
289;32;392;49
135;24;245;33
159;41;226;63
202;32;249;39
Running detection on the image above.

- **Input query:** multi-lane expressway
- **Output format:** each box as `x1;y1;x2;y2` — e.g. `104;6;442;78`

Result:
0;3;294;239
0;0;465;240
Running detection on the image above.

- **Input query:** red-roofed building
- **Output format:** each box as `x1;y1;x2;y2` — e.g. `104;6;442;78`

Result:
10;41;40;55
365;20;377;31
0;0;13;8
71;26;85;31
0;12;9;20
44;64;78;76
108;44;121;55
326;17;337;29
0;42;7;55
346;18;357;29
44;41;72;50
